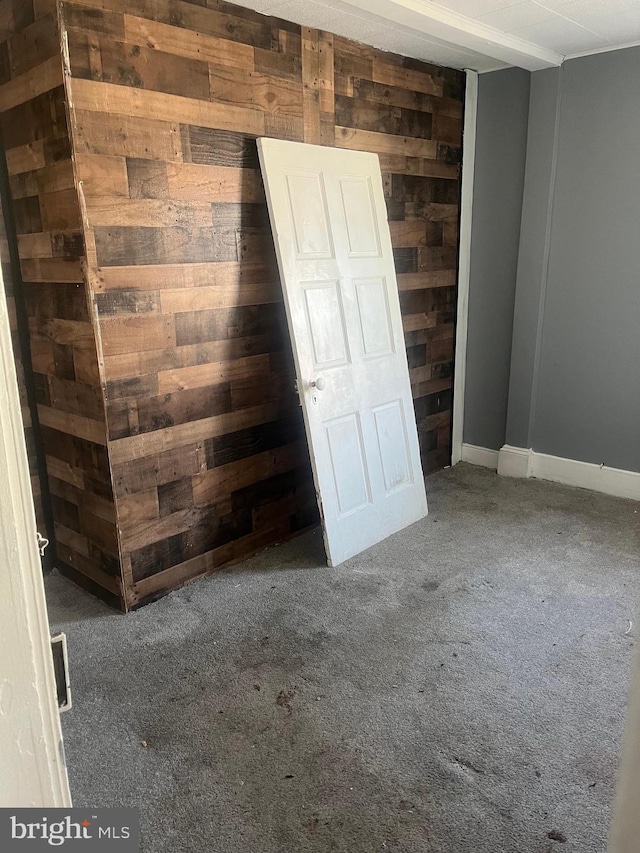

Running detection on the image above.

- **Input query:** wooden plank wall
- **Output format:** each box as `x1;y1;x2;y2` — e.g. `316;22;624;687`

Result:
0;171;51;552
57;0;464;608
0;0;122;607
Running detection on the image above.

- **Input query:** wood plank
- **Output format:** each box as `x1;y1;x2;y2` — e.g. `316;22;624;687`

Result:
17;232;52;259
335;126;437;159
377;154;459;179
301;27;320;144
20;257;85;282
123;14;254;69
72;347;101;385
96;260;275;293
443;220;458;247
99;315;176;356
7;12;59;78
402;312;438;333
39;187;82;231
193;440;306;505
69;30;209;100
116;488;159;532
157;353;270;394
85;197;213;228
121;504;228;552
208;62;303;116
159;282;279;313
125;157;168;198
425;203;458;222
411;376;452;398
318;31;334;114
166;162;264;203
55;522;90;558
397;270;457;290
56;541;121;597
9;159;75;199
389;220;429;248
5;139;47;175
112;443;205;498
74;152;129;197
432;113;463;146
129;520;291;605
335;94;432;140
180;125;258;169
31;318;96;350
94;224;239;267
37;403;107;445
371;58;443;98
72;108;183;162
70;78;265;135
46;454;84;490
62;2;125;38
318;30;334;145
0;53;61;111
108;402;280;465
103;333;279;382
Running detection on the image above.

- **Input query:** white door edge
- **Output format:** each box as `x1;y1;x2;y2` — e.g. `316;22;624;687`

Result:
0;268;71;807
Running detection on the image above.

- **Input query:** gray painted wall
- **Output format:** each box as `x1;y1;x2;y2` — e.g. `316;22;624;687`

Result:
531;49;640;471
505;67;561;449
463;67;530;451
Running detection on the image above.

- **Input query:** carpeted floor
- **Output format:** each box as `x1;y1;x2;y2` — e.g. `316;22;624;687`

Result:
47;463;639;853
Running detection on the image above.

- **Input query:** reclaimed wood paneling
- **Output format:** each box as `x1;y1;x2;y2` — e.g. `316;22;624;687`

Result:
0;0;120;605
2;0;463;609
59;0;462;608
0;163;51;554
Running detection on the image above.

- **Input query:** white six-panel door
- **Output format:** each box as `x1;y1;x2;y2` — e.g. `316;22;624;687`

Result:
258;138;428;566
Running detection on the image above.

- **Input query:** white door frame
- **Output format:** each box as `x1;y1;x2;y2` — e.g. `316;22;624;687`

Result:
451;69;478;466
0;270;71;807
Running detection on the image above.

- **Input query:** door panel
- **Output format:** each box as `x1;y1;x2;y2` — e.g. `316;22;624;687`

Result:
258;138;428;566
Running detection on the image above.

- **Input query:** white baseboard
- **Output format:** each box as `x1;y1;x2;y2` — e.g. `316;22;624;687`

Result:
460;443;499;469
497;445;640;501
497;444;533;478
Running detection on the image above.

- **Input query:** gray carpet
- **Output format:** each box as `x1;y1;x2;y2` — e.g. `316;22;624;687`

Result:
47;463;639;853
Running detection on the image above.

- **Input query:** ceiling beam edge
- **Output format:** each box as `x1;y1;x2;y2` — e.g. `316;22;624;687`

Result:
343;0;564;71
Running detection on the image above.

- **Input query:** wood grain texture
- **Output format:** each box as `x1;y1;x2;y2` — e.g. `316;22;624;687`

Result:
0;155;51;550
1;0;462;609
0;5;120;605
63;0;461;607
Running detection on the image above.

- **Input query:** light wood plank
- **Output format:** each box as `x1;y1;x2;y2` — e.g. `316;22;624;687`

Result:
123;14;254;69
71;78;265;135
38;404;107;446
159;282;279;313
17;232;53;259
72;108;183;162
96;260;275;293
157;353;270;394
74;152;129;198
5;140;47;175
371;59;443;97
166;161;264;203
0;54;62;111
99;315;177;356
85;197;213;228
335;126;437;159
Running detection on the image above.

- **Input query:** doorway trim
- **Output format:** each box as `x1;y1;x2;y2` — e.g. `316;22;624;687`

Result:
451;69;478;466
0;271;71;807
